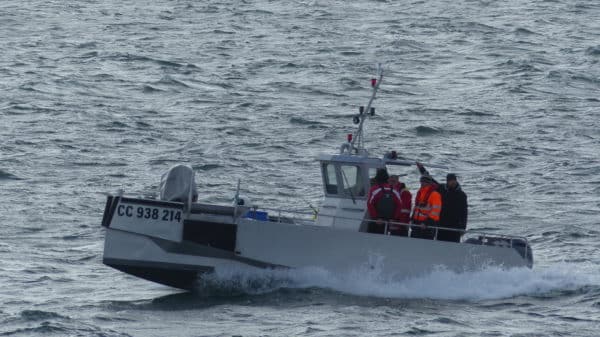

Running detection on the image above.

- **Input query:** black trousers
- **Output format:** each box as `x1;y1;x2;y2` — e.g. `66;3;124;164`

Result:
367;221;385;234
410;225;435;240
367;221;408;236
437;223;465;242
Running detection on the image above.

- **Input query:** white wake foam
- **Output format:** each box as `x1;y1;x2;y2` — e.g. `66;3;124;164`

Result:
198;262;600;301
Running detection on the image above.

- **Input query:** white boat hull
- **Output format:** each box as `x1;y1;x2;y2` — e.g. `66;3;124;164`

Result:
101;196;532;290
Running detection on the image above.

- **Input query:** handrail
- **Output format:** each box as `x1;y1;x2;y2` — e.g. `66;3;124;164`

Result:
162;196;528;249
251;206;528;246
367;219;528;246
112;195;526;245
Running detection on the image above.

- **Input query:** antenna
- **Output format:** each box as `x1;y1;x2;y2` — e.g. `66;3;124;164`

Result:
350;63;383;154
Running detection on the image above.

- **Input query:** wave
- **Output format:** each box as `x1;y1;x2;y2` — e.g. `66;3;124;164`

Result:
514;27;538;35
0;169;21;180
415;125;466;136
415;125;441;136
110;53;185;69
97;121;130;130
1;319;123;337
586;46;600;56
289;117;326;127
142;85;163;93
20;310;66;321
194;163;222;171
193;262;600;301
459;109;496;117
2;324;69;336
155;75;191;88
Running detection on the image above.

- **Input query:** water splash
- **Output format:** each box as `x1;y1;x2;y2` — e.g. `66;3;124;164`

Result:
195;262;600;301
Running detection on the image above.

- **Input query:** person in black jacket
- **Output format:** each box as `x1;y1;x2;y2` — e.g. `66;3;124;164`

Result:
438;173;468;242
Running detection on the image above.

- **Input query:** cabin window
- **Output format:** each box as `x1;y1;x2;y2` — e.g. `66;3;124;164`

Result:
368;167;379;187
323;163;338;194
340;165;365;197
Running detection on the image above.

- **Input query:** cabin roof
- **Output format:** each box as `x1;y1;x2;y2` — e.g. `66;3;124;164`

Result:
317;154;383;166
317;154;417;167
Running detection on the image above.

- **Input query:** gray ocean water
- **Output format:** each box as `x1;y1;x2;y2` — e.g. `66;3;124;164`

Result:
1;0;600;336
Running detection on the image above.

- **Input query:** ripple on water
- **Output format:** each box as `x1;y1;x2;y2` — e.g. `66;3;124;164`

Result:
20;310;67;321
1;0;600;336
0;169;22;180
415;125;442;136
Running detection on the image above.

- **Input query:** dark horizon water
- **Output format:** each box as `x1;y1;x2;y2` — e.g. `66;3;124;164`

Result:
1;0;600;336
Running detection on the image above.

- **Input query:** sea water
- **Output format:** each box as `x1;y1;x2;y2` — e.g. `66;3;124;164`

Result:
1;0;599;336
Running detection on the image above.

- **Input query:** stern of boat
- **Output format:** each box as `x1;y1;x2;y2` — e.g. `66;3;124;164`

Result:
100;195;238;290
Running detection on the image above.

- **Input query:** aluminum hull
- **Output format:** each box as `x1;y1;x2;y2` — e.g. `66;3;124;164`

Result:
101;196;532;291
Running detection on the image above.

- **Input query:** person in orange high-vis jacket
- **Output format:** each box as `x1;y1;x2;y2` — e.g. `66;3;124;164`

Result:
411;171;442;240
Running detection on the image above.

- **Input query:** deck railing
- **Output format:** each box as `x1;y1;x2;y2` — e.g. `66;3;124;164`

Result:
249;207;529;251
178;200;530;259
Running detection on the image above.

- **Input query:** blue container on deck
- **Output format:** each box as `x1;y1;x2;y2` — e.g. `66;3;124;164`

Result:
244;210;268;221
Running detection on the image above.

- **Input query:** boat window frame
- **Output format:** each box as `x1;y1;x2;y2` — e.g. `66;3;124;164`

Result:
321;161;369;199
339;164;366;198
321;162;339;195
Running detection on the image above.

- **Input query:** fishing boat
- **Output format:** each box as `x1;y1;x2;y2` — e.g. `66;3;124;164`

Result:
100;68;533;291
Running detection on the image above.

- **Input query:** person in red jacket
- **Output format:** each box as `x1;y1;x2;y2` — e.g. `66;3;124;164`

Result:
367;168;403;235
388;174;412;236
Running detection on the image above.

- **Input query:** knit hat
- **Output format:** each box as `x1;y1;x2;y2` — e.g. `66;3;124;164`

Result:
375;168;389;184
446;173;457;181
420;175;434;184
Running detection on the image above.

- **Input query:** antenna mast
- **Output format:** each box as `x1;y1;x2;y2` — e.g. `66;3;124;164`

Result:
350;64;383;154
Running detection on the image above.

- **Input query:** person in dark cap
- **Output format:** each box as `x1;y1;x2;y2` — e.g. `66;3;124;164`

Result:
438;173;468;242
